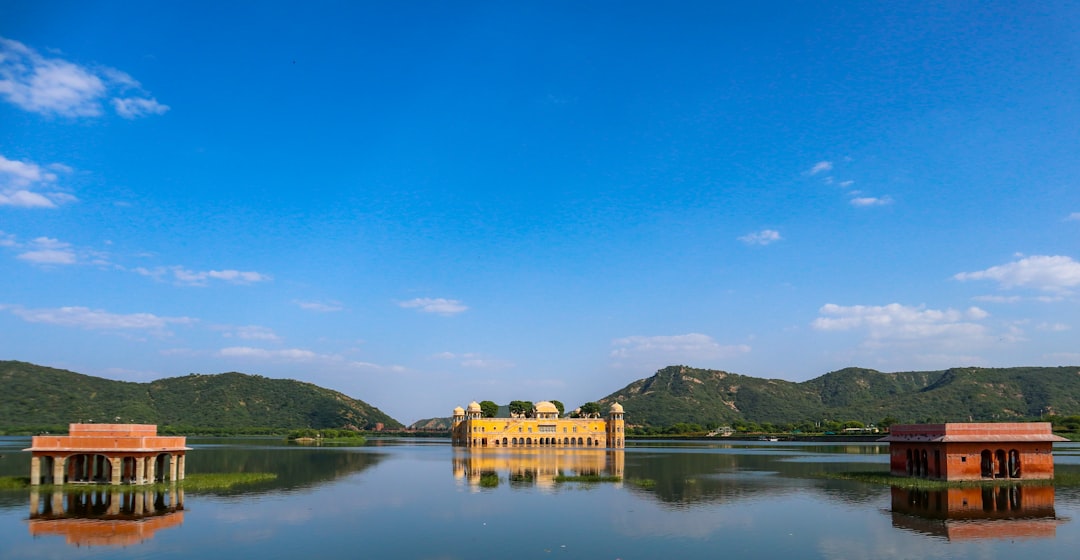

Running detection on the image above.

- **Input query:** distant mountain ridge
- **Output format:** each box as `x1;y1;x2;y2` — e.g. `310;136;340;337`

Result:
597;365;1080;427
0;361;402;430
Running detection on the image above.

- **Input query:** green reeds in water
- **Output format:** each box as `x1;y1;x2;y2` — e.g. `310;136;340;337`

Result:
0;472;276;492
553;474;622;483
821;470;1080;488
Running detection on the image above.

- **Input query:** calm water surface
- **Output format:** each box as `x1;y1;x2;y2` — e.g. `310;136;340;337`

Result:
3;436;1080;559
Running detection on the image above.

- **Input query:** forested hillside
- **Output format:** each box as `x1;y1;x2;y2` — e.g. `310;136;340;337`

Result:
598;365;1080;428
0;361;402;430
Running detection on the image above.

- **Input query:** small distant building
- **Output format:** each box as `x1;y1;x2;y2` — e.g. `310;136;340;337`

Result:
879;423;1067;481
25;424;190;486
451;401;625;448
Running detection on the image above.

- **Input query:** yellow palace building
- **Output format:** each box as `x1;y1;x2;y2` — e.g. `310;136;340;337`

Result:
451;401;625;448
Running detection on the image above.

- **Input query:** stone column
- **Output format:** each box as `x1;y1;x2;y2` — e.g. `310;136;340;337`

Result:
30;456;41;486
107;491;121;515
110;457;123;485
147;456;156;483
53;456;66;485
135;456;145;484
169;454;178;483
177;454;185;481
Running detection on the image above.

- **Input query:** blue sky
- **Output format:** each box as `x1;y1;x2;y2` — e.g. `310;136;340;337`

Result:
2;2;1079;424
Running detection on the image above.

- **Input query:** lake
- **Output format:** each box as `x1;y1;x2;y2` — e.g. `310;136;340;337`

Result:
3;436;1080;559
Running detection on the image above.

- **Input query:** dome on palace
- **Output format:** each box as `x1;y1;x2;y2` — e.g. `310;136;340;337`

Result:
453;406;464;415
466;401;482;412
535;401;559;414
609;402;624;414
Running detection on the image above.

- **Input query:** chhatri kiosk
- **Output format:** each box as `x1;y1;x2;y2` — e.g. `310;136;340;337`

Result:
25;424;190;486
451;401;625;448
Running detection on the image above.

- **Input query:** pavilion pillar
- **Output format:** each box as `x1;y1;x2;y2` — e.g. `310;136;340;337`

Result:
107;491;121;515
146;456;156;483
110;457;122;485
53;456;66;485
135;456;146;484
30;456;41;486
169;454;178;483
177;454;186;480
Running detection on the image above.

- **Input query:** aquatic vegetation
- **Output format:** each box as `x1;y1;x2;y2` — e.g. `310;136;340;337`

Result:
821;470;1080;488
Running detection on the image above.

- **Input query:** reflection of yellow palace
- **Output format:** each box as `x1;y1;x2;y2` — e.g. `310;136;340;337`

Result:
453;447;625;490
451;401;625;448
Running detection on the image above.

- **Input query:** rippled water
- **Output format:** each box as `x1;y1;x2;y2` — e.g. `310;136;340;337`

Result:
2;437;1079;558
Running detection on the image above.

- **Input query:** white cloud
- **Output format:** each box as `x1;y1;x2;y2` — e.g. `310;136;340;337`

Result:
807;161;833;175
433;351;514;369
112;96;169;119
295;300;344;312
812;303;995;357
399;297;468;315
1037;322;1070;332
16;236;76;264
218;347;318;360
610;333;750;366
0;154;77;208
954;255;1080;293
850;196;893;207
1067;212;1080;222
217;325;282;342
3;304;194;333
0;230;17;247
738;229;782;246
971;294;1022;303
134;265;272;286
0;36;168;118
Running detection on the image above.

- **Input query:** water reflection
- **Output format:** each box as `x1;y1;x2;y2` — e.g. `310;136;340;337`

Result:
452;447;624;490
27;487;184;547
890;486;1064;541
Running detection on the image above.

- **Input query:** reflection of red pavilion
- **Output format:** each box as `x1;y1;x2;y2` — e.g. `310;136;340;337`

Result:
25;424;190;485
880;423;1066;481
890;486;1062;541
27;487;185;547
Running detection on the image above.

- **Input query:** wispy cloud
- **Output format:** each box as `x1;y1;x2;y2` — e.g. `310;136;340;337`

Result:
217;346;406;372
738;229;782;246
134;265;272;286
610;333;750;367
218;347;318;360
399;297;468;315
1067;212;1080;222
0;230;16;247
2;304;194;334
811;302;998;359
294;300;344;312
807;161;833;176
850;196;893;207
433;351;515;370
16;236;76;264
215;325;282;342
0;154;77;208
0;36;168;118
954;255;1080;293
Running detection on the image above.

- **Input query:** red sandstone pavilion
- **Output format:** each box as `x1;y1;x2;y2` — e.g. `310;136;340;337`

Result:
880;422;1067;481
25;424;190;486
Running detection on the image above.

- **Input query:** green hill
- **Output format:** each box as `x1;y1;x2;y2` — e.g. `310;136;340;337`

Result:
596;364;1080;427
0;361;402;430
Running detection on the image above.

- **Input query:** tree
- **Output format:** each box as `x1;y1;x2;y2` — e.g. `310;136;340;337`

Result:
509;400;534;418
550;400;565;416
479;400;498;418
579;402;601;418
